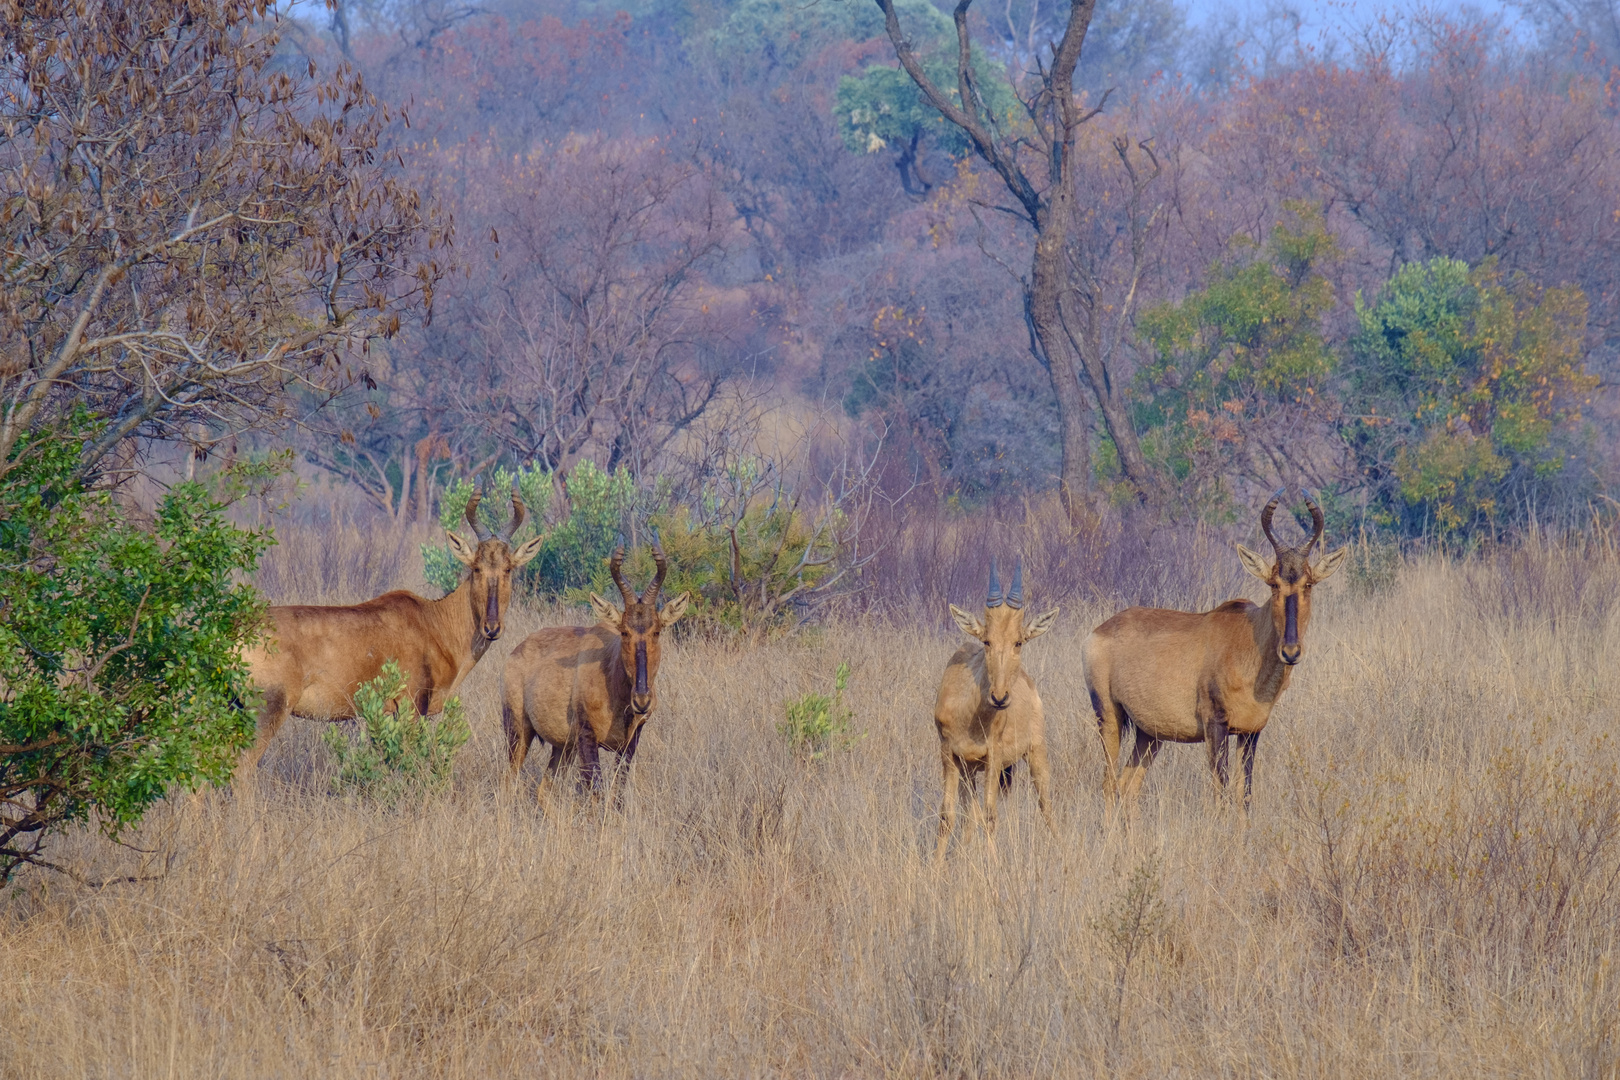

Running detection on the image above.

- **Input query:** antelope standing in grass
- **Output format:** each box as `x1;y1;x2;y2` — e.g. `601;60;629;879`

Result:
932;559;1060;862
502;541;691;800
1083;489;1346;810
241;489;543;775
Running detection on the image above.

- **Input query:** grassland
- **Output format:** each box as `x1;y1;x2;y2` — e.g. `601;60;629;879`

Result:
2;518;1618;1078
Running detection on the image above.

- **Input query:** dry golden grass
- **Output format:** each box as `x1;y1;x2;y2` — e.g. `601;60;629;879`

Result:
3;525;1619;1078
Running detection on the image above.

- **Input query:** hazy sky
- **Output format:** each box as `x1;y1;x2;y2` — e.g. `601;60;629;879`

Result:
1185;0;1527;37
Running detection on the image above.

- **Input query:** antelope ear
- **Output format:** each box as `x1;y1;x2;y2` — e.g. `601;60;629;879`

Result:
1312;545;1349;582
511;533;545;568
1236;543;1274;582
659;591;692;628
588;593;621;628
447;531;478;567
949;604;984;639
1022;606;1060;642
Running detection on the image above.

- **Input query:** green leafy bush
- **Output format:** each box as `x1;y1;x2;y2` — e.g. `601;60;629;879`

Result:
1345;257;1597;538
536;460;636;593
320;660;469;804
1135;203;1341;518
778;662;861;760
568;455;854;637
0;426;268;883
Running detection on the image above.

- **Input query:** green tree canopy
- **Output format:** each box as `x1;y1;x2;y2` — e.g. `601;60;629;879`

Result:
1346;257;1597;537
1133;204;1340;516
0;425;268;882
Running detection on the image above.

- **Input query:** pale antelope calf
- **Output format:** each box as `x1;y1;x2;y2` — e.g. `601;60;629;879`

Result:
932;559;1060;862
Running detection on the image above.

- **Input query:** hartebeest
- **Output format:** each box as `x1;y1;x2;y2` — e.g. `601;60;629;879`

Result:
502;541;691;800
932;559;1060;862
1082;489;1347;810
240;489;543;774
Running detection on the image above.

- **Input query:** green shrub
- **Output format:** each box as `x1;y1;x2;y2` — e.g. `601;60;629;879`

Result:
320;660;469;804
536;460;636;593
778;662;862;760
0;424;268;883
1346;257;1597;539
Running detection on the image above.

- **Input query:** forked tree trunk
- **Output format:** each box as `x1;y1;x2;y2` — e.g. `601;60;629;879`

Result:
874;0;1153;522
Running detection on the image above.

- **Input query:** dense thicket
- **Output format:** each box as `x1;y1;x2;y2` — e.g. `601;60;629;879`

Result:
286;0;1618;543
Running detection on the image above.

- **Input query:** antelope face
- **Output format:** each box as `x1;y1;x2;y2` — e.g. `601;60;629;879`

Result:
447;488;544;642
1237;488;1348;666
589;543;691;716
949;557;1059;710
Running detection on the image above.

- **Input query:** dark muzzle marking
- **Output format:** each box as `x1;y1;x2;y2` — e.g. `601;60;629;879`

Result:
1283;593;1299;648
634;641;649;702
484;585;501;636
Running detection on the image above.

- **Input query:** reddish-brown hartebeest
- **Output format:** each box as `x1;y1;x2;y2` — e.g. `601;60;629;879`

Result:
502;541;691;800
932;558;1060;862
240;489;543;775
1083;489;1347;810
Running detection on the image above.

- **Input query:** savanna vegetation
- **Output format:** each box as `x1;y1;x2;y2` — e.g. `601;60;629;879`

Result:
2;519;1617;1077
4;0;1620;1073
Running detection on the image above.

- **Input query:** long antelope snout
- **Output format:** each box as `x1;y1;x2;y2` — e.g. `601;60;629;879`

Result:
482;588;503;640
630;640;651;714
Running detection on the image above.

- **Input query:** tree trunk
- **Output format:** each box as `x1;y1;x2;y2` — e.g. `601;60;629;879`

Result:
1030;224;1094;520
1071;315;1153;498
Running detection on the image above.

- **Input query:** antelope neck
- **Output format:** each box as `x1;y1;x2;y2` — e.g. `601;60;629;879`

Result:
434;575;492;663
1247;602;1292;702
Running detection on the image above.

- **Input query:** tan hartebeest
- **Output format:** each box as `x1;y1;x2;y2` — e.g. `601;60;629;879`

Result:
1082;489;1347;810
932;558;1060;862
240;489;544;775
502;541;691;800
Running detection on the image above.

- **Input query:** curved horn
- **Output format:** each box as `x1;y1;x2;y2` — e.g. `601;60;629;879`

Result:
986;556;1004;608
1006;557;1024;610
642;529;668;604
1301;488;1325;557
1259;486;1285;554
609;541;633;607
502;485;526;542
464;488;493;542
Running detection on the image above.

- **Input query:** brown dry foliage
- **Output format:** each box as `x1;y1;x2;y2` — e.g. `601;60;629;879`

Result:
0;0;444;477
1;524;1617;1077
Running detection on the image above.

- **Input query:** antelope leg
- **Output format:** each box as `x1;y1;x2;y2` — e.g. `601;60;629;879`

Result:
502;702;533;781
934;752;964;865
237;687;290;785
1027;742;1057;836
982;724;1005;857
1091;689;1122;806
1119;726;1160;806
1236;730;1262;812
577;720;603;794
1206;711;1231;790
612;722;647;810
